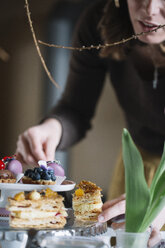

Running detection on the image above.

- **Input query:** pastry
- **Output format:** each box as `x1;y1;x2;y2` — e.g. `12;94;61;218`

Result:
22;167;56;185
72;180;103;221
0;170;16;183
0;155;22;181
7;188;67;228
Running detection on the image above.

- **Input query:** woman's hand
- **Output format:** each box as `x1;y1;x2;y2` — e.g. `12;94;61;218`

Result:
98;194;164;247
98;194;125;224
16;118;62;165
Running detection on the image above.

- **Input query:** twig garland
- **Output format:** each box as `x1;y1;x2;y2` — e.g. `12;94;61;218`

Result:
38;24;165;51
25;0;59;88
25;0;165;88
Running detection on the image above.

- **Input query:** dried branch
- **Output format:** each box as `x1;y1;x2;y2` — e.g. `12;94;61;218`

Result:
38;24;165;51
25;0;165;88
25;0;59;88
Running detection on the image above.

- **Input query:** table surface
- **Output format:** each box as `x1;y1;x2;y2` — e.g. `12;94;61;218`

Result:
98;228;165;248
0;218;164;248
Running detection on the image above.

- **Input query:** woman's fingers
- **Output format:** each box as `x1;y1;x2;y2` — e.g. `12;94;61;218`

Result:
148;227;161;248
102;194;125;211
44;137;58;161
15;152;26;165
15;118;62;165
16;134;38;165
98;199;125;223
98;195;126;223
111;222;125;230
24;127;47;161
152;206;165;231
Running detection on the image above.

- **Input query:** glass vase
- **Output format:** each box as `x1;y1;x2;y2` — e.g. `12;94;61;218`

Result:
115;229;150;248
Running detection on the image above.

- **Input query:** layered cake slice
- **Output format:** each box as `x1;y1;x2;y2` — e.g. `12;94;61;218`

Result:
7;188;67;228
72;180;103;221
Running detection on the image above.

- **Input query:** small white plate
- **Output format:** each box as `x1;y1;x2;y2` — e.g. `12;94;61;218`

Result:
0;180;75;192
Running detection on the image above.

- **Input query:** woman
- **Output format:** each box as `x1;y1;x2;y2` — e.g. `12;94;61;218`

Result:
16;0;165;245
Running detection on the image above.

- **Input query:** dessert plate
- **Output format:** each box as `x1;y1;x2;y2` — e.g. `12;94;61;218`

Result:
0;180;75;192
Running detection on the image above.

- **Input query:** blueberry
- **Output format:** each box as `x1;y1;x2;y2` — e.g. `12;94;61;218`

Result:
25;169;33;177
38;168;43;173
47;168;54;174
47;171;52;176
34;167;43;174
51;175;56;181
34;168;38;173
31;174;36;180
32;172;41;181
27;173;32;178
28;172;35;179
41;171;51;180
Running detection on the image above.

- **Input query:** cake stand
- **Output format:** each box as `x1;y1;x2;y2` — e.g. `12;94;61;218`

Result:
0;209;108;248
0;180;76;216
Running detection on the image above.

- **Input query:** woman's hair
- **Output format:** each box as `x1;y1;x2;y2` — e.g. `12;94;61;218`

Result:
99;0;134;60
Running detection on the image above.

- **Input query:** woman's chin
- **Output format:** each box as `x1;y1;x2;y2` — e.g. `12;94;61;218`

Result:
137;35;163;45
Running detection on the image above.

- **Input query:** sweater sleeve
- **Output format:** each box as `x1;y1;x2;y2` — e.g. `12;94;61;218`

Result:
46;0;107;150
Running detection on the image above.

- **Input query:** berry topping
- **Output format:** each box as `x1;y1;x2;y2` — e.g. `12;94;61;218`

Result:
24;169;33;177
31;172;41;181
41;171;51;180
0;160;5;170
24;166;57;181
51;174;56;181
47;168;54;174
34;167;43;174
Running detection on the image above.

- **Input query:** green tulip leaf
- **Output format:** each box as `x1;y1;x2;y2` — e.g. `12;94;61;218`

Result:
139;170;165;231
150;144;165;202
122;129;150;232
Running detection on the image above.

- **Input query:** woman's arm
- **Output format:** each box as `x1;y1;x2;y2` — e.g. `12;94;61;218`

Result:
16;0;107;164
